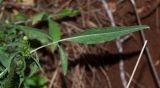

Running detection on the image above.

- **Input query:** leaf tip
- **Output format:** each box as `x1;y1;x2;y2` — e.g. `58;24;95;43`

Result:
63;71;67;76
141;25;150;29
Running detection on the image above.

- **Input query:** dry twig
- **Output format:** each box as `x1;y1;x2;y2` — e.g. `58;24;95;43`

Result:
100;0;127;87
126;40;147;88
125;72;144;88
49;70;58;88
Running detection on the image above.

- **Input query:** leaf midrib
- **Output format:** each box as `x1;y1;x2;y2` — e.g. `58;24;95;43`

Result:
65;27;144;41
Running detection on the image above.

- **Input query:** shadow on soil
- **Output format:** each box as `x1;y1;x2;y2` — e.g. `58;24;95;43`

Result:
69;51;140;70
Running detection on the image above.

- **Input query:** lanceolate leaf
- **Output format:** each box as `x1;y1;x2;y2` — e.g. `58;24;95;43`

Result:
58;45;68;76
32;56;43;72
48;19;61;42
54;8;79;18
64;25;149;44
16;25;51;44
32;12;48;25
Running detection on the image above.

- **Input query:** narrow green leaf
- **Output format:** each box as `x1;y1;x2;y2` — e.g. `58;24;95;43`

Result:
0;68;8;78
32;56;43;72
54;8;79;18
58;45;68;75
48;19;61;42
16;25;51;44
28;64;38;78
32;12;48;25
65;25;149;44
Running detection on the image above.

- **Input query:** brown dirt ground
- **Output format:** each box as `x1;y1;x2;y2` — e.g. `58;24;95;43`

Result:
40;0;160;88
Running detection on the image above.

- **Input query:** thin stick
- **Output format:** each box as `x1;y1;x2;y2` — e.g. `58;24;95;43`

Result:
125;72;144;88
126;40;147;88
49;70;58;88
101;0;116;26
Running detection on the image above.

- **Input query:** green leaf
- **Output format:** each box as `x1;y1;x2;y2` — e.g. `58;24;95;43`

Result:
25;74;47;87
54;8;79;18
16;25;51;44
38;76;47;86
25;77;36;86
15;13;27;21
58;45;68;75
65;25;149;44
32;12;48;25
48;19;61;52
32;57;43;72
48;19;61;42
28;63;38;77
0;51;9;68
0;68;8;78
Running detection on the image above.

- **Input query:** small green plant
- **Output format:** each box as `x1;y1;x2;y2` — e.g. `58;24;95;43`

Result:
24;73;48;88
0;23;42;88
0;7;149;88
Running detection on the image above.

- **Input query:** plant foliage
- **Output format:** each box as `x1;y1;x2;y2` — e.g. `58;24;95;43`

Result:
0;7;149;88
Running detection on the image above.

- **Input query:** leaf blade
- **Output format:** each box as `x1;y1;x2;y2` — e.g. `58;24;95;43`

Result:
48;19;61;42
65;25;149;44
32;12;48;25
58;45;68;75
16;25;51;44
0;51;9;68
54;8;79;18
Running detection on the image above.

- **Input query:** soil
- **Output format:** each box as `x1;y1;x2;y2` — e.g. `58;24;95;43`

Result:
2;0;160;88
38;0;160;88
